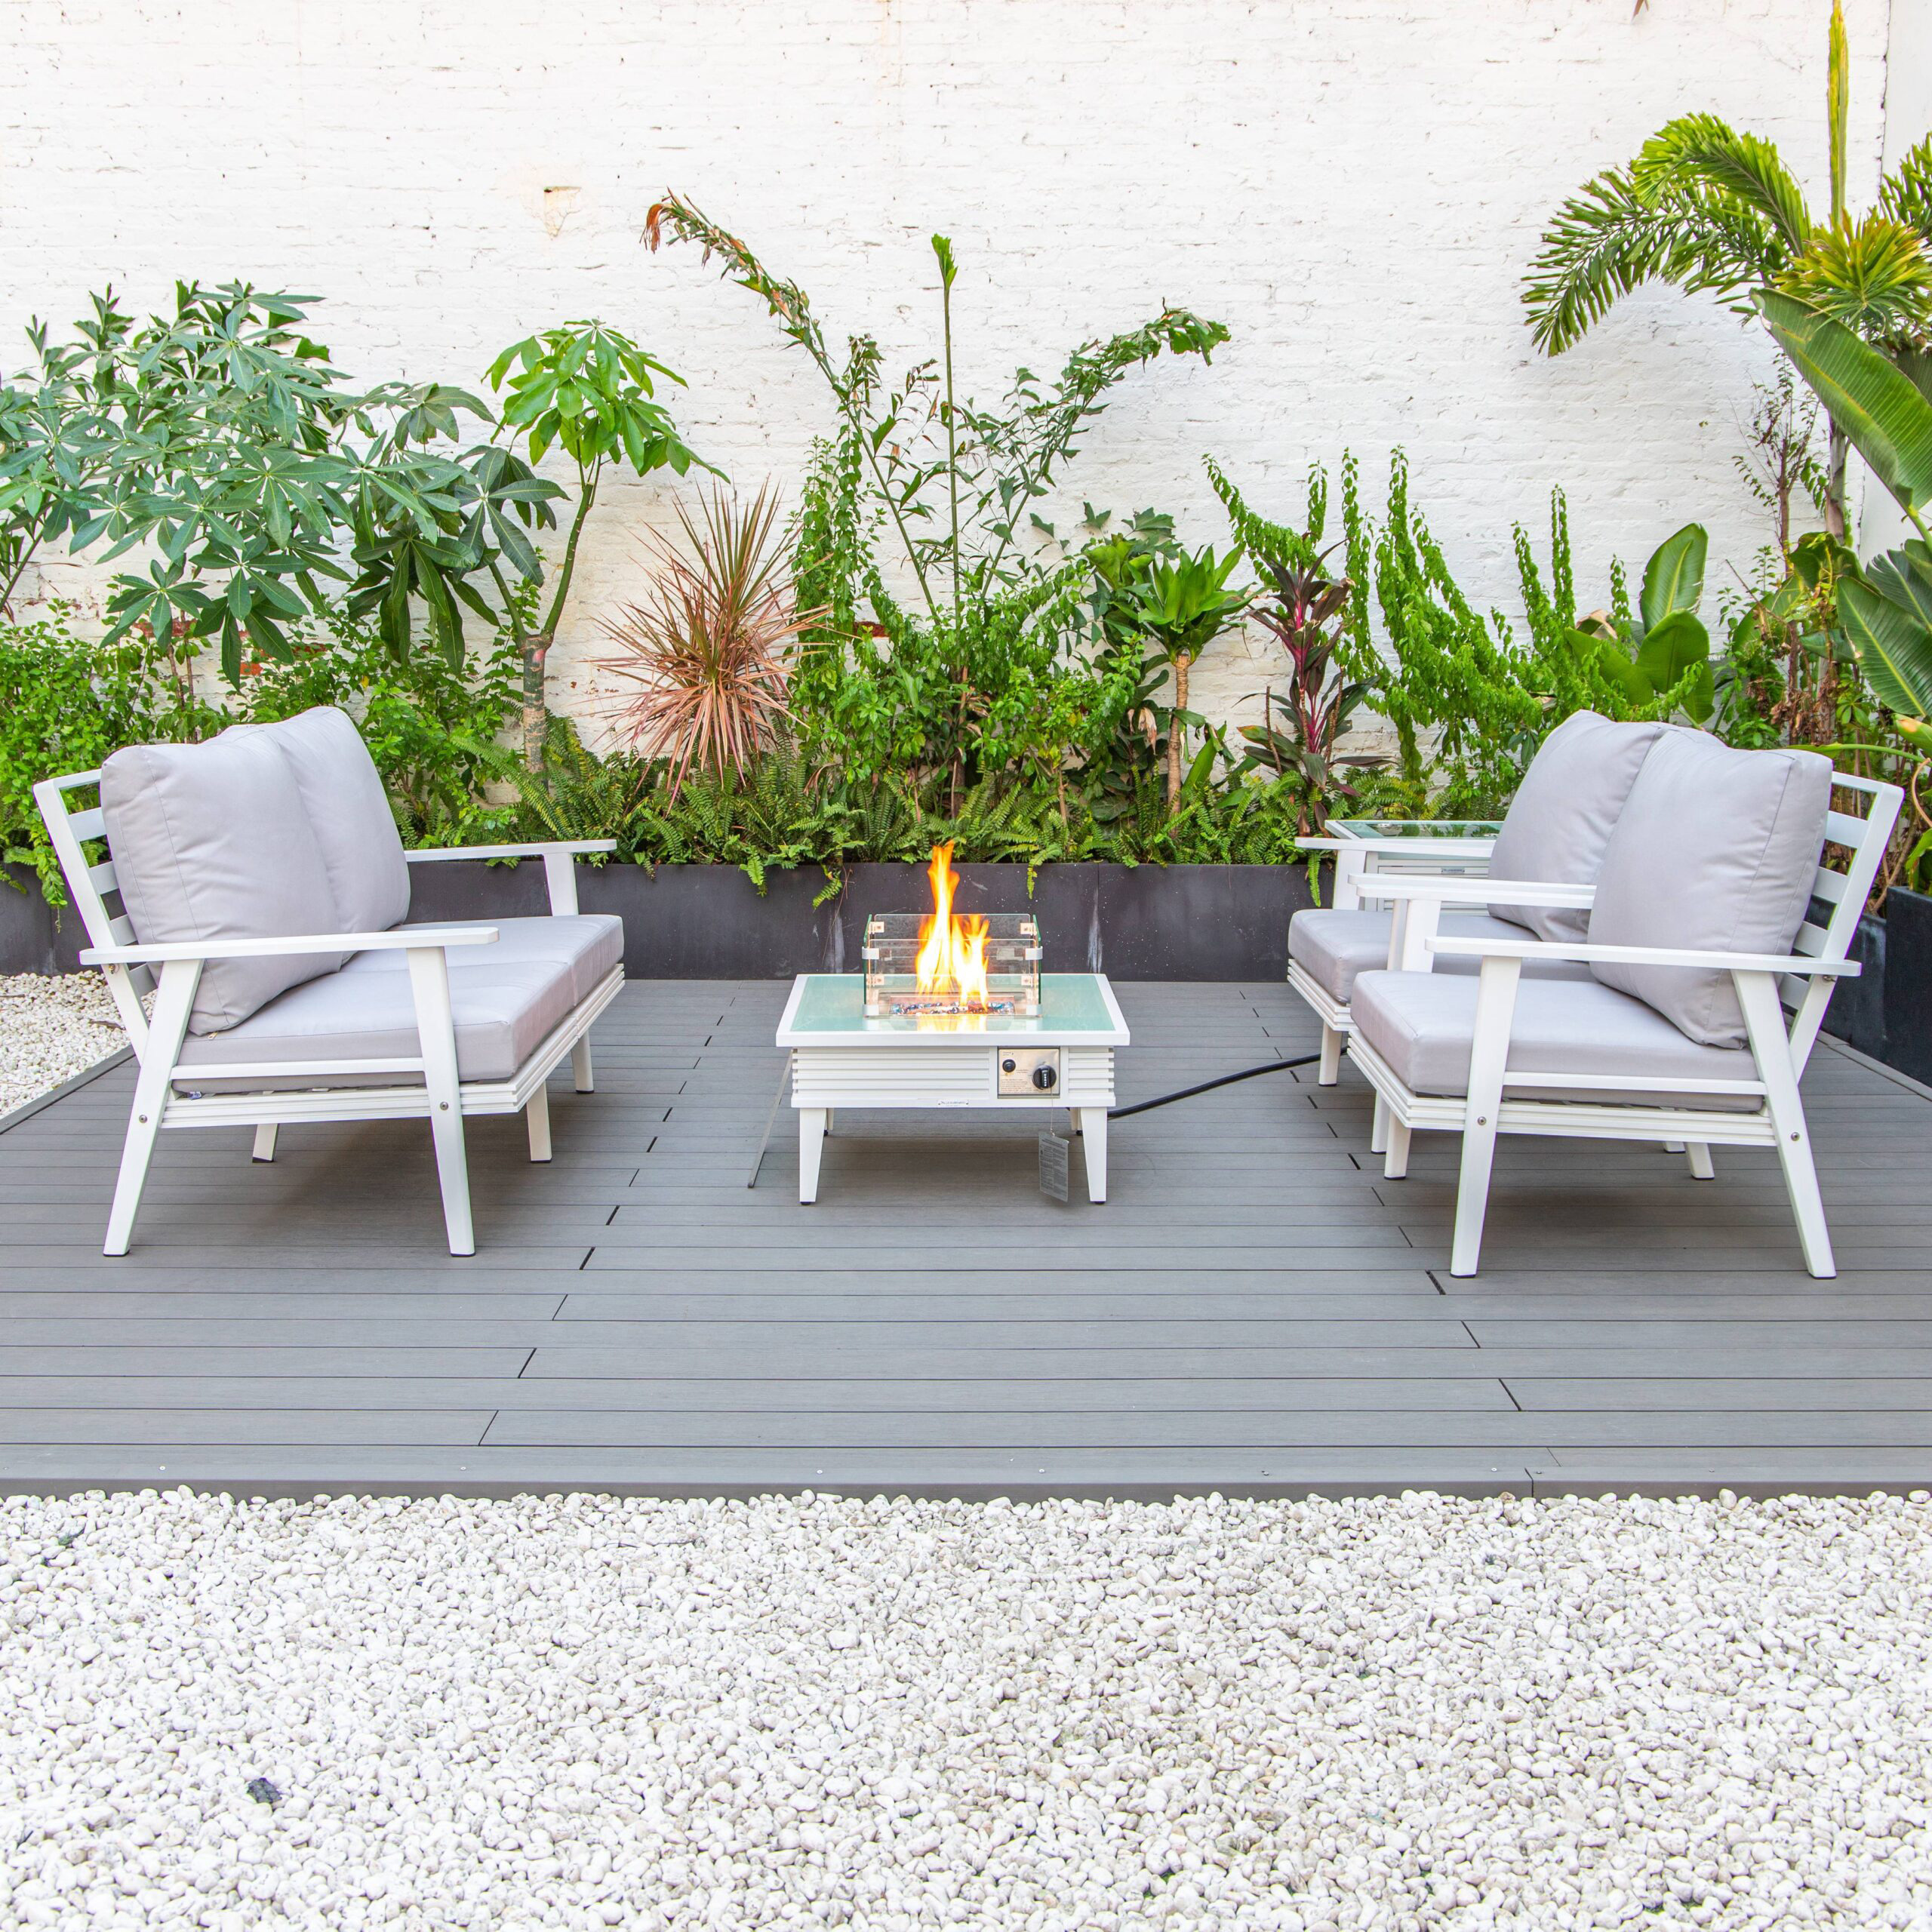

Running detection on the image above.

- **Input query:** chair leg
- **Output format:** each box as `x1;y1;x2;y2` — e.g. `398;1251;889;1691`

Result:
571;1037;594;1094
1449;955;1521;1278
1737;971;1833;1278
1370;1094;1389;1155
525;1084;552;1163
251;1124;278;1164
407;946;475;1257
1383;1117;1411;1180
105;959;198;1258
1686;1143;1715;1180
1318;1023;1342;1085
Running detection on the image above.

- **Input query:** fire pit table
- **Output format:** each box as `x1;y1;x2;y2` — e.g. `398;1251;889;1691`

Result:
773;971;1130;1204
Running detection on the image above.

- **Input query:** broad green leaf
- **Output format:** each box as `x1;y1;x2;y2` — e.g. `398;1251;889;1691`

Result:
1866;542;1932;632
1638;523;1707;631
1839;575;1932;721
1632;609;1710;694
1758;289;1932;519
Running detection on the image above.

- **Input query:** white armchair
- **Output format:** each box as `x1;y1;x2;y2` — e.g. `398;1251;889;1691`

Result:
1343;743;1900;1280
1288;711;1665;1084
35;707;623;1257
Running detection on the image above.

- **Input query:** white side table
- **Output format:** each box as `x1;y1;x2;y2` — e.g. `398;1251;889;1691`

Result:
771;972;1130;1203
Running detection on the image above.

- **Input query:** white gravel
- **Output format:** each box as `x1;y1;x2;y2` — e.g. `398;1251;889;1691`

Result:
0;971;133;1118
3;1489;1930;1930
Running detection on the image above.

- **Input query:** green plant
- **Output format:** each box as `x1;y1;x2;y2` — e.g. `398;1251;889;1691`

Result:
642;196;1224;810
598;485;814;794
0;283;568;688
485;321;712;769
1523;0;1932;535
0;609;221;898
1571;523;1716;724
1119;545;1247;807
242;600;525;844
1757;288;1932;749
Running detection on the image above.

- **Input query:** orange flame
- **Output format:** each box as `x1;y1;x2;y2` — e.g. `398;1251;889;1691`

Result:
915;841;991;1009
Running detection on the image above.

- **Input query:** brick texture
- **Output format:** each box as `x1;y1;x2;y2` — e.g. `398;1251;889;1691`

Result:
0;0;1897;745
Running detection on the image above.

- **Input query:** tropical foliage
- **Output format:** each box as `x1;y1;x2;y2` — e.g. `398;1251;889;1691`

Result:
1523;0;1932;535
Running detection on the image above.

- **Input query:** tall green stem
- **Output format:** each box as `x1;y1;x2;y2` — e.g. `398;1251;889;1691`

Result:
520;461;599;771
937;245;963;634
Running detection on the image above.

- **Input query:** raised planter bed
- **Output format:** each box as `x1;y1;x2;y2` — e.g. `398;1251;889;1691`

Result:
11;856;1924;1075
408;859;1322;982
4;857;1321;983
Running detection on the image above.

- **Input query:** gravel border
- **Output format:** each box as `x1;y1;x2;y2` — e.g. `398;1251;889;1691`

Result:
2;1488;1928;1930
0;971;137;1121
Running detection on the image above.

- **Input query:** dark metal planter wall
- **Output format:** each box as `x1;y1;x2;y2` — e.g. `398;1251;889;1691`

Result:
8;858;1924;1070
1881;889;1932;1085
405;859;1321;982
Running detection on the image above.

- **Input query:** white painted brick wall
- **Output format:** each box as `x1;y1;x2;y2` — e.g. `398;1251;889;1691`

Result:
0;0;1900;749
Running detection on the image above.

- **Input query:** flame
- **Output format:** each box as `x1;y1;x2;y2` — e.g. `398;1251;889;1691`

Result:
915;841;991;1010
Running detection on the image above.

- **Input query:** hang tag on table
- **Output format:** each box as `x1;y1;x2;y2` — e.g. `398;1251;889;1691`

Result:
1038;1129;1070;1201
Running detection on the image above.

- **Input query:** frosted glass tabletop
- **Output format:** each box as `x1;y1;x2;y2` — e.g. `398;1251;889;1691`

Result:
778;973;1128;1047
1327;817;1504;841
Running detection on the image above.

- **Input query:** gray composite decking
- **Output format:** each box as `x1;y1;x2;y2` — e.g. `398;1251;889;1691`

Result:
2;977;1930;1499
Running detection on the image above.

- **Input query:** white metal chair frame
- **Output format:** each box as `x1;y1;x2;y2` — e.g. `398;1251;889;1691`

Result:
34;769;620;1258
1342;774;1903;1279
1291;826;1500;1084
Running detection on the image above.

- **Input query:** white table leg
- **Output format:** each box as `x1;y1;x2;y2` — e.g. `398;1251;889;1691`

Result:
798;1108;827;1204
1078;1108;1109;1202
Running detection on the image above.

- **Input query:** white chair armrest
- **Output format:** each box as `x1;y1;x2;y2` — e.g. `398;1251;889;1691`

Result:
404;841;615;915
1426;936;1860;977
1367;876;1595;909
80;926;501;966
405;842;619;862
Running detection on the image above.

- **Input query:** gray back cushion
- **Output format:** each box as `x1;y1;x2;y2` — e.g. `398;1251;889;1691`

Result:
100;731;349;1035
1587;732;1832;1047
1487;710;1665;940
244;708;410;932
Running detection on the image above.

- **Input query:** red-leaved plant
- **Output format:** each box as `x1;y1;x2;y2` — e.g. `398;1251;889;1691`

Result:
598;485;820;794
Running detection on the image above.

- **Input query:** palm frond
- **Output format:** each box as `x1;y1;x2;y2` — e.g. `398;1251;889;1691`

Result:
1632;114;1814;257
1777;214;1932;342
1879;137;1932;252
1522;168;1771;353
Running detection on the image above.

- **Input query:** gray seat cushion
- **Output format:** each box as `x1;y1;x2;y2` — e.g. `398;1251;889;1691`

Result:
1289;909;1592;1006
1351;969;1762;1112
1486;710;1665;941
1586;733;1832;1047
237;708;411;932
174;951;581;1092
342;915;625;1007
100;731;347;1035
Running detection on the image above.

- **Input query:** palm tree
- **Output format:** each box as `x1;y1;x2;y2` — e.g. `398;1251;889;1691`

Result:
1523;0;1932;538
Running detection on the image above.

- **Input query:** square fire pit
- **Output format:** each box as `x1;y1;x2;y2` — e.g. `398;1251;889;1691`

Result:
774;971;1129;1204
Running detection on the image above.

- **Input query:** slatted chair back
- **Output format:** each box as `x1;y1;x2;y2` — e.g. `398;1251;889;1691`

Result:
32;769;154;1057
1783;771;1902;1073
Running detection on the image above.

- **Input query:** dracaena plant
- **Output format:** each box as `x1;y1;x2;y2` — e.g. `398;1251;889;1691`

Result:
597;484;817;794
1523;0;1932;537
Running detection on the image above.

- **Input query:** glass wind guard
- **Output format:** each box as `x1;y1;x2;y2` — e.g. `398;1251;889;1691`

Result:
862;912;1042;1019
